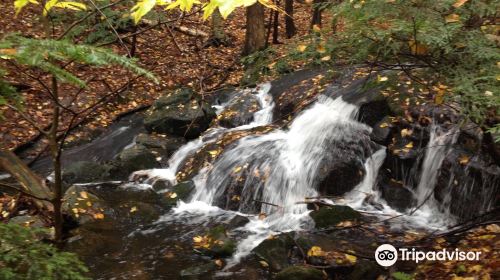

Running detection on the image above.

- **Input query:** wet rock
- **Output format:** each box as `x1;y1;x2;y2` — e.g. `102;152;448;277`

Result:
370;116;392;145
348;259;385;280
179;262;217;280
216;91;260;128
275;266;324;280
226;215;250;229
252;233;294;271
269;69;326;122
379;180;415;212
62;161;114;184
358;99;392;128
310;205;361;229
135;133;186;157
435;148;500;221
144;88;216;139
197;225;236;258
151;179;172;192
111;145;161;179
318;159;366;196
62;185;108;225
163;180;195;207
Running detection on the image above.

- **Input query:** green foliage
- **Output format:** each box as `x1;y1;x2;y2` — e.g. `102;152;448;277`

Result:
392;271;413;280
324;0;499;125
0;223;89;280
269;0;498;137
0;34;157;89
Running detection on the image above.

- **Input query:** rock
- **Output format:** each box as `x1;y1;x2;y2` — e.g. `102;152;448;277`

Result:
358;99;392;128
435;149;500;221
135;133;186;157
111;145;161;179
197;225;236;258
379;180;415;212
275;266;324;280
151;179;172;192
179;262;217;280
310;205;361;229
9;215;46;228
252;233;294;271
216;91;260;128
62;161;114;184
62;185;108;225
226;215;250;229
370;116;392;145
348;260;385;280
163;180;195;207
144;88;216;138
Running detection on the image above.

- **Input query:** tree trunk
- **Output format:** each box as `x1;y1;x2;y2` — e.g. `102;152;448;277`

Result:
311;0;324;28
272;2;280;44
49;76;64;246
243;2;267;55
209;10;228;46
284;0;296;38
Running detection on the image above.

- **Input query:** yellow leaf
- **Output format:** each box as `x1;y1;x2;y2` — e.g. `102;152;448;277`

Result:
405;142;414;149
193;235;203;243
453;0;468;8
233;166;242;173
14;0;40;15
169;192;178;199
93;213;104;219
130;206;138;213
0;49;17;56
379;123;389;128
316;44;326;54
215;259;223;267
208;150;219;156
378;75;389;82
80;191;89;199
445;14;460;23
459;155;470;165
131;0;157;24
312;24;321;32
401;128;413;137
53;1;87;12
307;246;326;257
345;254;357;263
297;45;307;52
321;55;331;61
259;260;269;268
408;40;428;55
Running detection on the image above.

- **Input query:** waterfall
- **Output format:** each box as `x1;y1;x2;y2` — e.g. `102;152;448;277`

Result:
131;83;275;185
191;95;370;217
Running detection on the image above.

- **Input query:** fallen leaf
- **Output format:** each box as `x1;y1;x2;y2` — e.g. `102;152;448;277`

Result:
345;254;357;263
453;0;468;8
405;142;414;149
445;14;460;23
130;206;138;213
307;246;326;257
259;261;269;268
459;155;470;165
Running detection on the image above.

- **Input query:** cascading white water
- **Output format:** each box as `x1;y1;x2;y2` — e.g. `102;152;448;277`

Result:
131;83;274;186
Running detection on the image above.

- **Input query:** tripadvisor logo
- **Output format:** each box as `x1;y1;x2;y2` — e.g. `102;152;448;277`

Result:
374;244;481;267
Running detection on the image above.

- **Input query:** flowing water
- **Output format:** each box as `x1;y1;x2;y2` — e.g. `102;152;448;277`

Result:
74;83;478;278
132;84;464;265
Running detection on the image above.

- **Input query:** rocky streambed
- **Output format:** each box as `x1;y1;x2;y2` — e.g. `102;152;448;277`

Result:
9;68;499;279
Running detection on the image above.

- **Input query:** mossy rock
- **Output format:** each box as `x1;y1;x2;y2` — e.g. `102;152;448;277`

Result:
275;266;324;280
310;205;361;229
203;225;236;258
163;180;195;207
179;262;217;280
144;88;216;139
252;233;295;271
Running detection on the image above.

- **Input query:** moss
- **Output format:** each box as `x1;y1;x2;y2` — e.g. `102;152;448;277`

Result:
309;205;361;229
275;266;324;280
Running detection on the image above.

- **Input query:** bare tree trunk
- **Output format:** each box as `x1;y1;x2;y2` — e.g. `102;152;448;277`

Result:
272;1;280;44
311;0;324;28
208;10;228;46
285;0;296;38
243;2;266;55
48;76;64;245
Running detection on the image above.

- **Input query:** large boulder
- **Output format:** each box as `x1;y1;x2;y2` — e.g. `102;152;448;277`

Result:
252;233;295;271
62;185;109;225
144;88;216;139
215;91;260;128
111;145;161;179
62;161;114;184
135;133;186;158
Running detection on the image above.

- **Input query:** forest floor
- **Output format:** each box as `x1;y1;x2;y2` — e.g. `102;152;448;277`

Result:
0;1;314;154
